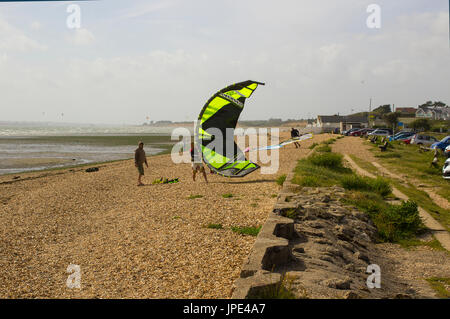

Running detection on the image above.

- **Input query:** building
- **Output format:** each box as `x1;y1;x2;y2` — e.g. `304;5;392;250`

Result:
315;115;368;133
395;107;417;117
416;107;450;120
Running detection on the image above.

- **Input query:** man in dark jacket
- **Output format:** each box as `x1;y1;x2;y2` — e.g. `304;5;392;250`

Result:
135;141;148;186
291;128;301;148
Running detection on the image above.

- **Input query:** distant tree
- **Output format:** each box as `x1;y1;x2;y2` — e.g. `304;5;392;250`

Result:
418;101;433;109
373;104;391;114
383;112;401;128
418;101;448;109
434;101;447;107
410;119;431;132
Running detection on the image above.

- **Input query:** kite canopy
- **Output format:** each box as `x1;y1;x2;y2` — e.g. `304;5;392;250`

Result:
195;80;265;178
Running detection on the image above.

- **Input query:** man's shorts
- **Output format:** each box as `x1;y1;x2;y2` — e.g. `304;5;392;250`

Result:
137;164;145;175
192;162;205;172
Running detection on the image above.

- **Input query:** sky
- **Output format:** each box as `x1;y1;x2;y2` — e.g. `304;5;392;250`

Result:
0;0;449;124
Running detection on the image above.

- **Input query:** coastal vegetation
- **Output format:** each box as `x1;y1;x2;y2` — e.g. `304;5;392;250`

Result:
292;151;424;243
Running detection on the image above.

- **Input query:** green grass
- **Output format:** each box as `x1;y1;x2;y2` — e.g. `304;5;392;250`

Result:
315;144;332;152
231;225;262;236
188;194;203;199
393;181;450;232
367;140;450;200
246;274;301;299
276;174;287;186
271;194;278;198
292;153;352;187
426;277;450;298
308;152;345;169
398;237;446;251
348;154;379;175
349;153;450;232
281;208;300;219
222;193;234;198
340;175;392;197
342;192;424;242
293;150;426;243
375;152;402;159
322;138;337;145
309;143;318;150
294;175;323;187
250;203;258;208
206;223;223;230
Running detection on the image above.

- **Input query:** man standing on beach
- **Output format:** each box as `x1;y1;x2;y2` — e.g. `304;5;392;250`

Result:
291;128;301;148
135;141;148;186
190;141;208;183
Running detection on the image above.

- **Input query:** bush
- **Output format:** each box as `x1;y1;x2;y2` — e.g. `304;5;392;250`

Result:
231;225;262;236
342;191;387;216
410;118;431;131
375;200;423;242
206;223;223;229
342;193;423;243
188;194;203;199
309;143;318;150
315;144;332;152
367;177;392;197
296;176;321;187
276;174;287;186
322;138;337;145
375;153;401;159
340;175;391;197
308;152;344;169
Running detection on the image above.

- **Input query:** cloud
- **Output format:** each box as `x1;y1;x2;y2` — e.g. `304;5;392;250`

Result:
0;18;46;52
122;0;177;19
0;0;449;123
67;28;95;46
30;21;41;31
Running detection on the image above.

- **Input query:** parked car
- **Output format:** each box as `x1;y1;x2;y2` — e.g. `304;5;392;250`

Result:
400;136;413;144
351;128;375;136
342;128;360;136
443;158;450;179
392;132;415;140
348;129;363;136
368;129;390;137
431;136;450;151
410;134;439;146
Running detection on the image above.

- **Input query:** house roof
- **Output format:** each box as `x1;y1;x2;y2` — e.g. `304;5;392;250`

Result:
417;107;450;116
396;107;417;114
318;115;368;124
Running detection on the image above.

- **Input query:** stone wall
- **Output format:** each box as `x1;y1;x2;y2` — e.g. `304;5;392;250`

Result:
231;168;416;299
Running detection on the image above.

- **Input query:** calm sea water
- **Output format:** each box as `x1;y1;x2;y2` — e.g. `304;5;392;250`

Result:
0;124;185;175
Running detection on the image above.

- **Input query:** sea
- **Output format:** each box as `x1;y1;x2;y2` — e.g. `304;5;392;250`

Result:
0;123;189;175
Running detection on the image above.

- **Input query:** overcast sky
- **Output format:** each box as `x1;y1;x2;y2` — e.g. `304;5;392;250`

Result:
0;0;449;124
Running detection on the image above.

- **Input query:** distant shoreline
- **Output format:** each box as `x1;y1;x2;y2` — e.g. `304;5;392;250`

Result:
0;134;176;177
0;147;173;179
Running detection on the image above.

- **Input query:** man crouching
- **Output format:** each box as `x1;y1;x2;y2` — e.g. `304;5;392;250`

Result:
135;141;148;186
190;141;208;183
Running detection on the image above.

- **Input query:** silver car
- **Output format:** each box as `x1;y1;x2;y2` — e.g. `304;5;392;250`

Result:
368;129;390;137
410;134;439;146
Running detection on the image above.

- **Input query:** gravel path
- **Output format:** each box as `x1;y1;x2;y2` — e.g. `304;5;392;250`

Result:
0;133;330;298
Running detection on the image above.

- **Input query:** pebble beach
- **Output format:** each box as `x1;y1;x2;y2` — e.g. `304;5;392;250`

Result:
0;132;330;298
